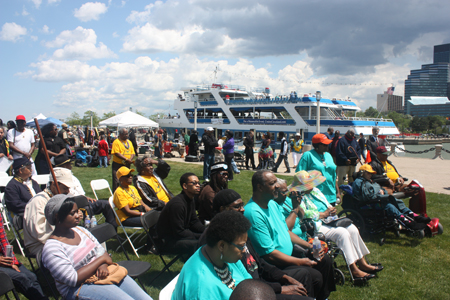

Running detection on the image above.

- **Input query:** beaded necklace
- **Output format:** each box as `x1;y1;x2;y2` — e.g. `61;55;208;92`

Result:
121;185;140;204
121;140;130;150
204;247;236;290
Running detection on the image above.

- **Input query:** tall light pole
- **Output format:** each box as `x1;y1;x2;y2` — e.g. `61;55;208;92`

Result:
316;91;321;134
194;98;198;131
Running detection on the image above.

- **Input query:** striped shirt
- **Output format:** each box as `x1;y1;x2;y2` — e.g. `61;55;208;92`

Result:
42;226;105;298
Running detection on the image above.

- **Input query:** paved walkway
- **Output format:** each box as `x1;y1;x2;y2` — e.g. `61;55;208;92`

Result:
160;151;450;195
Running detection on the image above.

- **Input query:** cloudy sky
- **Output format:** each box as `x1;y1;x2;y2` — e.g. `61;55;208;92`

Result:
1;0;450;122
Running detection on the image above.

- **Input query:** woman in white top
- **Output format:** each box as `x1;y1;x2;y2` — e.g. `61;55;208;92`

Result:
41;194;152;300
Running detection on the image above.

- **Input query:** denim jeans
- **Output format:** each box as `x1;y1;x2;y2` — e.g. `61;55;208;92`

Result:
203;153;215;180
99;156;108;167
0;264;48;299
66;275;152;300
86;155;93;164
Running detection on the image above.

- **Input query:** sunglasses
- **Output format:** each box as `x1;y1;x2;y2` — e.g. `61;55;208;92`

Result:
188;181;201;186
231;242;247;251
219;172;229;176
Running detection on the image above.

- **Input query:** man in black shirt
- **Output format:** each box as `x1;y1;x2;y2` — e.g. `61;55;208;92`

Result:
156;172;205;257
358;132;366;162
201;127;218;182
244;130;256;170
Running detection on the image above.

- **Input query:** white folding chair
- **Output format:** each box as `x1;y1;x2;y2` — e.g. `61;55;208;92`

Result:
90;179;113;200
0;192;11;231
159;274;179;300
108;196;146;257
0;176;13;188
1;193;25;256
32;174;50;186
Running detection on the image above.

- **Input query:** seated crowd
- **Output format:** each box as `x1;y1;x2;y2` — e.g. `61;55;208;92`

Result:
2;125;435;300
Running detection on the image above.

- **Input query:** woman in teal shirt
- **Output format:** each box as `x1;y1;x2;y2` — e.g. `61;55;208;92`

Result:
293;170;383;282
296;134;340;205
172;211;252;300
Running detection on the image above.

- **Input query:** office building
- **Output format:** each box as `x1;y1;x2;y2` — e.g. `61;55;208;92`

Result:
404;43;450;113
377;89;403;113
406;96;450;117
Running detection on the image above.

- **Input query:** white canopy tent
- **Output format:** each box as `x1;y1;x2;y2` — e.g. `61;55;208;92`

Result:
99;111;158;128
26;113;46;123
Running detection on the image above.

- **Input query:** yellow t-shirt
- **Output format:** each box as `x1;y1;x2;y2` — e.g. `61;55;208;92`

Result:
141;175;170;203
113;185;142;222
111;139;135;164
381;161;400;183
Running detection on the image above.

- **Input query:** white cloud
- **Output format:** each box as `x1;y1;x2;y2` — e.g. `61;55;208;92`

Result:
31;35;38;41
0;22;27;42
22;6;29;16
21;54;409;116
48;0;61;4
31;0;42;9
40;25;53;34
112;32;119;38
74;2;108;22
45;26;116;60
122;24;243;56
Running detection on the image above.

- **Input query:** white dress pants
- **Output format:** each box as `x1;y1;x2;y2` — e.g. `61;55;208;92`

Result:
319;224;369;265
292;152;302;166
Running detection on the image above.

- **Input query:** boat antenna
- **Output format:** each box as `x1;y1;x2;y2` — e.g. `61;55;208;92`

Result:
213;65;219;83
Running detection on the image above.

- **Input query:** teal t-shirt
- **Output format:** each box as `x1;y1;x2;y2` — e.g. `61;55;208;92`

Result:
172;247;251;300
244;198;293;257
296;150;337;204
277;197;308;241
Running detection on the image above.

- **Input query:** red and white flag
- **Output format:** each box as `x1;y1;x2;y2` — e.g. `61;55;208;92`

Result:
387;86;395;95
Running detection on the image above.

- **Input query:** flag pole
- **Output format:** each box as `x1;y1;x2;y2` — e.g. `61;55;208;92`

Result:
34;118;61;194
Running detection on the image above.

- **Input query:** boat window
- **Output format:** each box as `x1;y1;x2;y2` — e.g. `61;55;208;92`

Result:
256;131;263;141
234;131;243;140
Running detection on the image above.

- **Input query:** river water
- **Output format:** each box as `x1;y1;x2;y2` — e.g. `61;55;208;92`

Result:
390;143;450;159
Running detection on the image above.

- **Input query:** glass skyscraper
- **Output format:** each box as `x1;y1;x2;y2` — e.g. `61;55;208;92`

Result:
404;43;450;114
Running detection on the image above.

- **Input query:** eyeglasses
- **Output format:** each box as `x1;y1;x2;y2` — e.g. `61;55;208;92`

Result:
231;242;247;251
279;190;289;196
219;172;229;176
188;181;200;186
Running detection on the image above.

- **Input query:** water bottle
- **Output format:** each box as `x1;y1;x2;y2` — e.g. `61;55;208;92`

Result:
313;236;321;261
91;215;97;228
85;216;91;229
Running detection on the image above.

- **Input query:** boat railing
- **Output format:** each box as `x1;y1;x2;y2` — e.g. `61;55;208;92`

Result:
307;116;393;122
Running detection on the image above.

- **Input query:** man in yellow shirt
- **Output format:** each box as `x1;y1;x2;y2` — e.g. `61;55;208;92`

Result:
111;128;135;192
133;155;174;210
369;146;407;194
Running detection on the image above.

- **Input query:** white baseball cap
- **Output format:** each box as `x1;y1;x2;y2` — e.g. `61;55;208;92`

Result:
206;127;214;131
49;167;75;188
295;133;301;136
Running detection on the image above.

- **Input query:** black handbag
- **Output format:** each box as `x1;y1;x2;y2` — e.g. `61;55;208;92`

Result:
322;217;353;228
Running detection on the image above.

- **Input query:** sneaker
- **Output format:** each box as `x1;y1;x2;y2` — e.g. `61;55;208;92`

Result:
205;178;210;182
415;215;431;224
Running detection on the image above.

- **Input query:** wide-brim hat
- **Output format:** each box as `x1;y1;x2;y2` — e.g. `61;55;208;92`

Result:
53;154;75;167
288;170;326;193
211;162;228;174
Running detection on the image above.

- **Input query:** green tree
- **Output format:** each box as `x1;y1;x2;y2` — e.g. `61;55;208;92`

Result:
148;113;159;121
65;112;81;126
135;109;145;117
411;116;428;132
101;111;116;120
364;106;379;118
81;110;100;127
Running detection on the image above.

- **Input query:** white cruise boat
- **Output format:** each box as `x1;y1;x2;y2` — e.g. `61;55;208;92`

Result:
157;83;399;147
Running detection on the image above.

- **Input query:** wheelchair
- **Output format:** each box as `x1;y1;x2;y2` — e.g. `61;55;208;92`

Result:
338;182;429;246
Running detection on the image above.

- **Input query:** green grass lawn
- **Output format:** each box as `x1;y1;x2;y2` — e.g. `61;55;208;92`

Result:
8;160;450;299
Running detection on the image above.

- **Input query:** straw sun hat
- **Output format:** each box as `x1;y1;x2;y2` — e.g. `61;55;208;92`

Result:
287;170;326;193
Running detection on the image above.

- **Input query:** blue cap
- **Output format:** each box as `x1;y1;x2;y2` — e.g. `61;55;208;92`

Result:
13;157;32;170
